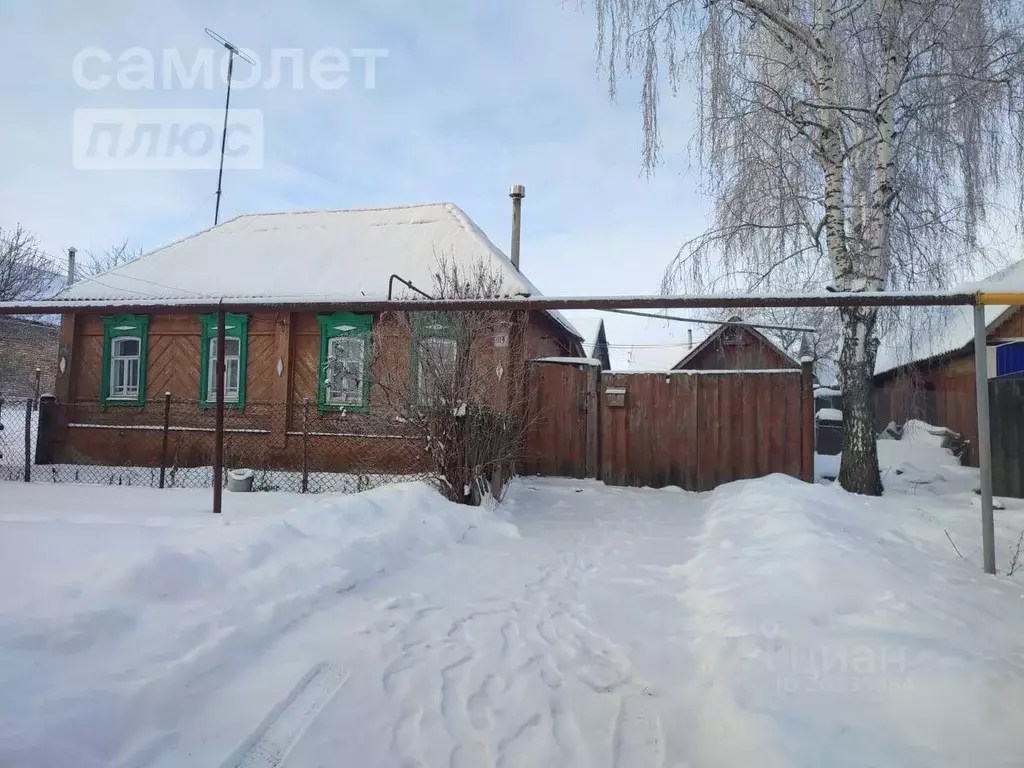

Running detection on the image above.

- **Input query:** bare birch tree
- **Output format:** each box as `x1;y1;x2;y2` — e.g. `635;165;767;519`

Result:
593;0;1024;494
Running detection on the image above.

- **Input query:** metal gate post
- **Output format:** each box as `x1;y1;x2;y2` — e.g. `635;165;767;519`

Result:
974;304;996;574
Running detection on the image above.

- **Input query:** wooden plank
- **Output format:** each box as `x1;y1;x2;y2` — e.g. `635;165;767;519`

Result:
741;374;757;479
718;374;733;487
585;366;599;479
270;312;292;448
683;374;699;490
757;375;772;476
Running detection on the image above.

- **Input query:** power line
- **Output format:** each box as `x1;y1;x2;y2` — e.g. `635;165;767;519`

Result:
600;307;817;334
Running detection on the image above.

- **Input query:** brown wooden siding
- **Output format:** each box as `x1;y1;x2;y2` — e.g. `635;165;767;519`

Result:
677;325;797;371
56;308;573;475
876;354;979;466
524;365;810;490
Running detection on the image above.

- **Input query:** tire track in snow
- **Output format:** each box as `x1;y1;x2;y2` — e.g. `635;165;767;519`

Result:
221;661;348;768
612;694;665;768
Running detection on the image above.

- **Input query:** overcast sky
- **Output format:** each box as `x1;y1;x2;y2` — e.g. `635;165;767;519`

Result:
0;0;710;364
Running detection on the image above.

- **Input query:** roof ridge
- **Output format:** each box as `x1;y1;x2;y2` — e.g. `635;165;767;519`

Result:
235;202;454;219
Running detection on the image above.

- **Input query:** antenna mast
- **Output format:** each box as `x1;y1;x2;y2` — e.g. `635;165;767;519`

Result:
205;28;255;226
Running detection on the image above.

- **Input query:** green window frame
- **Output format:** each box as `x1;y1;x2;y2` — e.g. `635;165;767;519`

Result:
199;313;249;411
318;312;373;413
411;312;459;406
101;314;149;407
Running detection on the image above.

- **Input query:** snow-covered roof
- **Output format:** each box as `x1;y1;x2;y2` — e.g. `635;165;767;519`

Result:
625;340;697;371
532;356;603;367
874;305;1003;375
875;261;1023;376
570;316;605;359
56;203;580;339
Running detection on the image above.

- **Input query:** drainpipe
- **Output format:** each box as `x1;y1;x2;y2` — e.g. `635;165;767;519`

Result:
509;184;525;271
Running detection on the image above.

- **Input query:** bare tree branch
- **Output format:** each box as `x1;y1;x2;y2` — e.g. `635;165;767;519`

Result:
0;225;54;302
592;0;1024;494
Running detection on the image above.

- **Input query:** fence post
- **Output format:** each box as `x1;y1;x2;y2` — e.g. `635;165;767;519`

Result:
35;395;57;465
974;304;996;574
159;392;171;489
23;398;32;483
212;307;226;514
800;357;814;483
33;368;41;410
301;397;310;494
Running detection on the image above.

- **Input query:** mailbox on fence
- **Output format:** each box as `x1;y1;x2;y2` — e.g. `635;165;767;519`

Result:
605;387;626;408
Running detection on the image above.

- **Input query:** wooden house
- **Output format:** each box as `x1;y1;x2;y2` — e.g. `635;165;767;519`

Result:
874;303;1024;468
670;320;799;371
626;318;799;372
570;316;612;369
49;203;583;473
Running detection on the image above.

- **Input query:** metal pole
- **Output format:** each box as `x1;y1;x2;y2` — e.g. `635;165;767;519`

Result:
212;308;227;513
974;304;996;574
213;51;234;226
159;392;171;489
509;185;525;271
301;397;309;494
23;399;32;483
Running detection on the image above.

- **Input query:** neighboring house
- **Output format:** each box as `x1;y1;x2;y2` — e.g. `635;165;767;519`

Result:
626;318;799;372
570;316;611;369
49;203;582;469
873;259;1024;467
672;319;799;370
873;305;1020;468
0;316;58;399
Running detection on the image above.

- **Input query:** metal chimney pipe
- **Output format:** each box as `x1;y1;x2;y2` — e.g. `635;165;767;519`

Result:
509;184;526;271
67;247;77;286
687;328;693;348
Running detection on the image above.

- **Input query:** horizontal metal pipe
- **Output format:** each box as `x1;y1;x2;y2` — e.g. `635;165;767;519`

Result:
0;290;978;316
976;292;1024;306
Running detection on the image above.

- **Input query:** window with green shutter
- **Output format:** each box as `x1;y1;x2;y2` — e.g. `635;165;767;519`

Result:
101;314;149;407
199;314;249;410
318;312;372;413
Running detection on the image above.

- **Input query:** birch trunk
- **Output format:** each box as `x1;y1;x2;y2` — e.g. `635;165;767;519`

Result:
837;307;882;494
593;0;1024;496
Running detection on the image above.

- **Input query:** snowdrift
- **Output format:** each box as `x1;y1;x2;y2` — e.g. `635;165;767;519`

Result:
682;474;1024;767
0;482;492;767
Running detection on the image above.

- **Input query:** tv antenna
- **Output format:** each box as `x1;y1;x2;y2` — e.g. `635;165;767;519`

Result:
205;28;256;226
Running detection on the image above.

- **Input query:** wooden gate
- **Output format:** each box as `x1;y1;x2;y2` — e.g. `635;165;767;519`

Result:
521;361;596;478
523;363;813;490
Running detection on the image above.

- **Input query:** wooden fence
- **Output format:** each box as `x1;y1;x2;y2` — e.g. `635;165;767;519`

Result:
989;376;1024;498
523;362;814;491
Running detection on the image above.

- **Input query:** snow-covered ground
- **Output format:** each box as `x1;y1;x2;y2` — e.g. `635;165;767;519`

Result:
2;437;1024;767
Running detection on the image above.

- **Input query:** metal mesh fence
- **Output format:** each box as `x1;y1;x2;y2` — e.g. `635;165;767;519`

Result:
15;396;434;494
0;396;34;483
